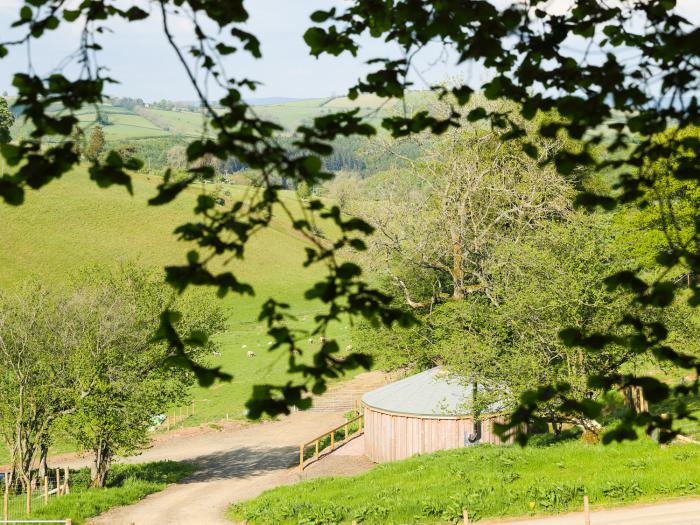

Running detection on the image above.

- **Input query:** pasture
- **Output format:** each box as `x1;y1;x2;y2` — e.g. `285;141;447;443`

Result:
0;168;358;434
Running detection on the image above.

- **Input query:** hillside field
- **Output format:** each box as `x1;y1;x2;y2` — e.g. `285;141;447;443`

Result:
8;92;427;146
231;436;700;524
0;169;358;434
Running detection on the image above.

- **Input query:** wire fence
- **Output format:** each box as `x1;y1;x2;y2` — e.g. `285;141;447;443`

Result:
2;469;70;522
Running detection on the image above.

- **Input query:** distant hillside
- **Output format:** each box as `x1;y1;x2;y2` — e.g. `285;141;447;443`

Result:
8;92;431;143
246;97;307;105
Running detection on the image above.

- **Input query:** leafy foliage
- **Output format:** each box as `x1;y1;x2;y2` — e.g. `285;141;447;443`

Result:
0;0;698;431
0;266;224;488
84;125;105;162
0;96;13;144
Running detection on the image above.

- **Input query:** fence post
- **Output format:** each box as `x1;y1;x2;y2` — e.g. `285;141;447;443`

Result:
315;439;319;458
3;472;8;521
583;495;590;525
26;481;31;514
330;431;335;451
43;475;48;504
299;444;304;471
55;468;61;497
64;467;70;495
463;509;469;524
344;423;348;441
359;414;363;433
66;519;72;525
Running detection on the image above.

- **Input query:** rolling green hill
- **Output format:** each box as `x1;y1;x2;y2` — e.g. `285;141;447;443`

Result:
8;92;428;145
0;169;355;429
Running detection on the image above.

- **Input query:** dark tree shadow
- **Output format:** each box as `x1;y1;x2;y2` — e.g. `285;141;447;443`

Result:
178;445;299;483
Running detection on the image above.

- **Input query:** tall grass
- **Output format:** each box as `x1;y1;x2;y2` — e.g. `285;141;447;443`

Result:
230;435;700;524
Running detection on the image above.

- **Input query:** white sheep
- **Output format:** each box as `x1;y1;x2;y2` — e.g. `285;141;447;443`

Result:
247;351;256;358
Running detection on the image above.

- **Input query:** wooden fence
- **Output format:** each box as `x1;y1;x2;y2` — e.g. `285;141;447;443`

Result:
299;414;364;471
3;468;70;522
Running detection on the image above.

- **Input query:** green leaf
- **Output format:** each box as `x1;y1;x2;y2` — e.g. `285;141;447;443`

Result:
467;107;487;122
63;9;80;22
124;6;149;21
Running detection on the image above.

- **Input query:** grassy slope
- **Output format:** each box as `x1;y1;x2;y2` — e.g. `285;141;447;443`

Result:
8;93;430;143
138;107;208;136
6;462;192;524
0;169;356;431
230;437;700;524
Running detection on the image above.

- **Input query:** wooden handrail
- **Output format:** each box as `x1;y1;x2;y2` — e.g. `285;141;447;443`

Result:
302;414;363;448
299;413;364;471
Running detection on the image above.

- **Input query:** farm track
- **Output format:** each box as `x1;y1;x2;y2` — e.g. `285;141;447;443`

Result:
85;411;353;525
78;372;387;524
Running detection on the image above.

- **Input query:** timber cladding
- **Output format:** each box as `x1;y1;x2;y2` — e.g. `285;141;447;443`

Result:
363;405;514;463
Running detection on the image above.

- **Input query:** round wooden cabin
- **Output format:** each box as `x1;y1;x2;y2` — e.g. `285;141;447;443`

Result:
362;367;513;463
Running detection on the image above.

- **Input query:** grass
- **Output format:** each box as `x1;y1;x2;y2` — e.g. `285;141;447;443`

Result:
229;435;700;524
5;461;193;524
138;108;208;136
0;168;360;436
652;394;700;441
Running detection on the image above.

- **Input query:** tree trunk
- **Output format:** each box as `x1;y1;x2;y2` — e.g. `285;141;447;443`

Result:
18;441;35;492
451;235;465;301
550;414;562;435
91;441;111;488
37;443;49;479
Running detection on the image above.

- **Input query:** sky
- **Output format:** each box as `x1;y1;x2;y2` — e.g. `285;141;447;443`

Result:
0;0;462;101
0;0;698;102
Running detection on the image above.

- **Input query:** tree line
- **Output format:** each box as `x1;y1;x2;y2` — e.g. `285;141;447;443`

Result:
346;95;699;437
0;265;224;490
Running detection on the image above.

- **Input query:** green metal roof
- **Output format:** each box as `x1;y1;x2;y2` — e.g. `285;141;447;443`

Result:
362;366;502;417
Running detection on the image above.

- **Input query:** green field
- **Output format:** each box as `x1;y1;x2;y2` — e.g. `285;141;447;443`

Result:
9;94;405;143
0;169;357;433
138;107;208;136
230;436;700;524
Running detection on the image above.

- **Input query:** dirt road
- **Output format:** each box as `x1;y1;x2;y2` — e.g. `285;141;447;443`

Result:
483;498;700;525
86;412;355;525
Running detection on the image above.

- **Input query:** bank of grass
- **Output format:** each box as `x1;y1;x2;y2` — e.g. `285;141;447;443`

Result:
230;434;700;524
7;461;192;525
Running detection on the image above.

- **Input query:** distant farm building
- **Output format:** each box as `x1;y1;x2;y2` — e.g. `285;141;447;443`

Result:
362;367;513;463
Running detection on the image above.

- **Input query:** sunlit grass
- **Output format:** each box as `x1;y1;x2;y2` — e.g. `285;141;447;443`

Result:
230;435;700;524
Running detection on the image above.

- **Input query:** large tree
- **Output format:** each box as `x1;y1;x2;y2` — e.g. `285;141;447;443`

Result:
0;1;698;439
352;96;576;308
68;266;225;487
0;284;86;490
